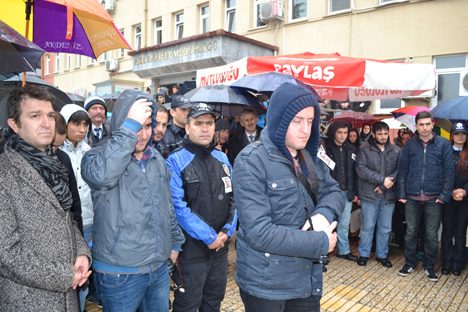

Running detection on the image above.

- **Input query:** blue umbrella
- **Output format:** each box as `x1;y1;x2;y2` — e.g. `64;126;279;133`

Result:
431;97;468;120
185;84;265;117
231;71;322;102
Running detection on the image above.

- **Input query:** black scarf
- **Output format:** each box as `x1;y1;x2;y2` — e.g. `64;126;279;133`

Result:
8;133;73;211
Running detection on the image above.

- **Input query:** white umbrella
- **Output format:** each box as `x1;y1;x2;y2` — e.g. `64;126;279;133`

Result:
381;118;405;129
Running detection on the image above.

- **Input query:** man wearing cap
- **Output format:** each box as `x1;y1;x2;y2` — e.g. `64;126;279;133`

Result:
215;118;230;155
84;95;110;147
166;103;237;312
398;110;454;282
161;95;192;153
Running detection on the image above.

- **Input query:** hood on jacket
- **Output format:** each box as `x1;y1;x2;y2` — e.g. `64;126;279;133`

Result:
266;82;321;163
110;89;157;147
327;119;351;147
60;104;89;124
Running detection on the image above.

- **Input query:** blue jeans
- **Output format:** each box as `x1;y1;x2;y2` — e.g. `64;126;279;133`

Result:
404;198;442;268
336;191;353;255
359;199;395;258
95;264;170;312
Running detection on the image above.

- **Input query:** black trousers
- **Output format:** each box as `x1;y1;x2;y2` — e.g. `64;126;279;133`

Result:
172;252;228;312
441;198;468;268
239;288;321;312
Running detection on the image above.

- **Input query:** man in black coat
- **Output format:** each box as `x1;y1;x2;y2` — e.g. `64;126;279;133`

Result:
226;109;262;165
324;120;359;262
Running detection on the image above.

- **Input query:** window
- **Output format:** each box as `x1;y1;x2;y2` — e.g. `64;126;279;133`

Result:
155;19;162;45
200;5;209;34
65;54;71;70
433;54;467;107
289;0;307;21
45;54;50;75
175;13;184;39
135;25;141;50
226;0;236;33
76;55;81;68
254;0;267;28
329;0;350;14
119;29;125;58
89;57;95;66
54;53;60;73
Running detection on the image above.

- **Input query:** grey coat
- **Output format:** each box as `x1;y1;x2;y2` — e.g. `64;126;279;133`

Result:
356;138;401;204
0;146;91;312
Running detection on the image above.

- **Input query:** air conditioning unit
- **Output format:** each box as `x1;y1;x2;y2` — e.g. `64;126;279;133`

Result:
101;0;115;11
105;59;119;72
260;1;284;21
459;70;468;96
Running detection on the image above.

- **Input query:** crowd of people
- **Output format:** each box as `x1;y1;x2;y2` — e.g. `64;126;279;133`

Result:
0;83;467;312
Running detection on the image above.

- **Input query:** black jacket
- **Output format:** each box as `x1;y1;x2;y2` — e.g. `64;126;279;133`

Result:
161;120;185;154
166;137;237;261
356;137;401;204
87;123;111;148
226;126;262;165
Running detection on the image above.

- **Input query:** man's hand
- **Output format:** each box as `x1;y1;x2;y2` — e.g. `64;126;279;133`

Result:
324;221;338;253
207;236;225;251
452;188;466;201
383;177;394;189
302;213;330;231
170;250;179;263
215;232;229;252
352;196;358;203
399;199;407;204
127;98;152;125
374;187;383;195
214;144;222;151
436;199;444;204
71;255;92;289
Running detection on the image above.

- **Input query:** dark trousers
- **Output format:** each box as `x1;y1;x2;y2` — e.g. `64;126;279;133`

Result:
441;198;468;268
404;198;442;268
239;289;321;312
172;253;228;312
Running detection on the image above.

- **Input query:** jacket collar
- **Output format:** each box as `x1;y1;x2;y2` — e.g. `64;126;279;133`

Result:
182;136;216;157
168;120;185;134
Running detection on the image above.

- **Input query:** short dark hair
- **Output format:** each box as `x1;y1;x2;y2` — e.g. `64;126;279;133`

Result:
372;121;389;134
55;113;67;135
7;85;55;134
415;111;433;124
155;104;170;120
172;84;179;89
240;109;257;121
68;110;91;125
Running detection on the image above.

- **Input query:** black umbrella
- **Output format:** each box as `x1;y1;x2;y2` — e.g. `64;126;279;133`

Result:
185;84;266;117
66;92;86;107
0;74;72;128
0;20;45;74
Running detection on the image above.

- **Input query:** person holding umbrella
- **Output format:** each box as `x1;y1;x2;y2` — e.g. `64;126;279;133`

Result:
441;122;468;276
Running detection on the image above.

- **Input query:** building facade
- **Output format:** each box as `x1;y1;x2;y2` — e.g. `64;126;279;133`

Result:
49;0;468;113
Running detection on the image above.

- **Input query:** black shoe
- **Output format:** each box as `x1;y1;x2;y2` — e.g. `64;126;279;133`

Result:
376;257;392;268
357;257;368;266
424;267;439;282
337;253;358;262
453;267;462;276
399;264;415;277
441;265;452;275
323;266;328;272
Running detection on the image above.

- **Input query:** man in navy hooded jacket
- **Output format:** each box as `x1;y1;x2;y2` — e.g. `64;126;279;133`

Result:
233;83;344;311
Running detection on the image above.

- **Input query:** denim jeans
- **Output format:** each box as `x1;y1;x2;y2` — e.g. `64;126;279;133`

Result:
404;198;442;268
359;199;395;258
239;288;320;312
95;263;170;312
336;191;353;255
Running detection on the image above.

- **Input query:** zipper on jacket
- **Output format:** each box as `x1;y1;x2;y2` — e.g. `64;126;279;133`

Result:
421;147;427;194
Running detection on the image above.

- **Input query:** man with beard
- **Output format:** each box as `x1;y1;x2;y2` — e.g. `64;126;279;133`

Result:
166;103;237;312
355;122;401;267
84;95;110;147
152;105;170;158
